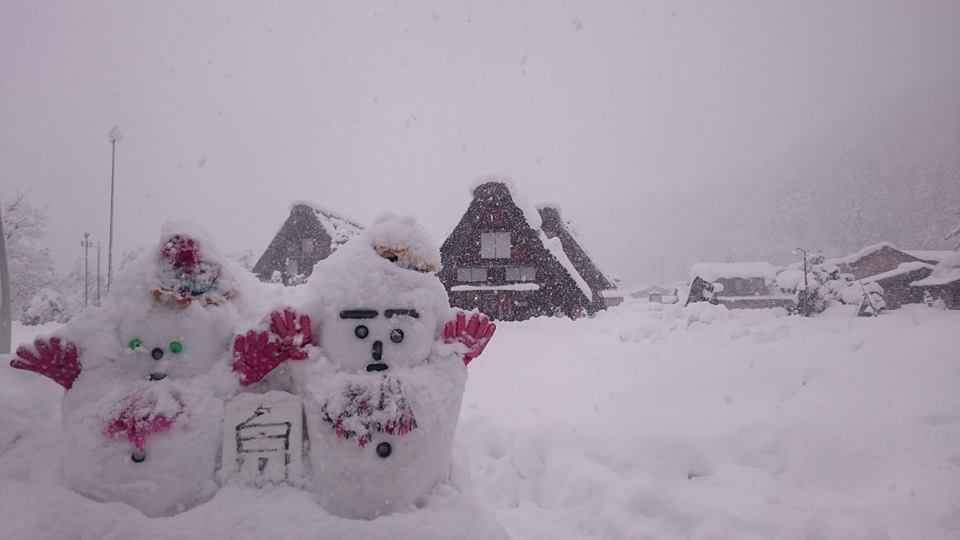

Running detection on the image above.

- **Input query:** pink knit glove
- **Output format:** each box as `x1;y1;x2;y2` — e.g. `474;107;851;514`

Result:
443;311;496;366
10;337;81;390
232;330;284;386
270;309;314;360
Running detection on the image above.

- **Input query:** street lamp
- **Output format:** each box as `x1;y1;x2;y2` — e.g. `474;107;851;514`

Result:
107;126;122;296
794;248;809;291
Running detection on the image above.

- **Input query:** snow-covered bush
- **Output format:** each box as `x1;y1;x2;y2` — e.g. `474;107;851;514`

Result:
20;287;70;325
779;255;885;316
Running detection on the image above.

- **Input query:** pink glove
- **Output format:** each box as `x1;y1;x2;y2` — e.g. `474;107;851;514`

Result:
232;330;285;386
269;309;314;361
104;388;184;460
10;337;81;390
443;311;496;366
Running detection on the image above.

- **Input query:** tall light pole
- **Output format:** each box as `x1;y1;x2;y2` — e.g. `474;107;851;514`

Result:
81;233;93;307
107;126;122;295
795;248;809;291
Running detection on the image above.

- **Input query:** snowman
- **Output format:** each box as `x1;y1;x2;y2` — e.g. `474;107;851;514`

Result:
283;215;495;519
10;225;273;516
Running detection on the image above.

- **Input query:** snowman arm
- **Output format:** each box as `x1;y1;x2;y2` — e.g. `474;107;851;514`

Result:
269;308;315;360
442;310;496;366
231;330;286;386
10;336;81;390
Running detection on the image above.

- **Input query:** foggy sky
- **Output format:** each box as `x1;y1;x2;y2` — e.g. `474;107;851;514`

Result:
2;0;959;286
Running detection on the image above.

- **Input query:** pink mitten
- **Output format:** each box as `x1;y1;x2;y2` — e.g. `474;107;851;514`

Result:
232;330;284;386
269;309;314;361
443;311;496;366
10;337;81;390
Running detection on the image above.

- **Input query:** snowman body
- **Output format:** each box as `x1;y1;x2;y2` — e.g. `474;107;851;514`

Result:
56;229;246;516
300;216;469;519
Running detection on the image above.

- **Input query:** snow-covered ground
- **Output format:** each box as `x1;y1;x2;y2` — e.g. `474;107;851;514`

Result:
1;302;958;539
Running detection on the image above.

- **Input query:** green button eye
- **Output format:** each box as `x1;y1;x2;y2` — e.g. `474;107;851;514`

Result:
129;338;143;351
169;341;183;354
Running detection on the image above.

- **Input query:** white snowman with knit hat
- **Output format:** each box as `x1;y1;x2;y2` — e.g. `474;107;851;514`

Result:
271;215;496;519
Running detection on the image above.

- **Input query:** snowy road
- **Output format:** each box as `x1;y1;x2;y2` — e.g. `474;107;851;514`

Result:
2;303;959;539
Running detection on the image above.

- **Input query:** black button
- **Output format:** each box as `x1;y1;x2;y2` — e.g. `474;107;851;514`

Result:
151;347;164;360
131;450;146;463
376;442;392;458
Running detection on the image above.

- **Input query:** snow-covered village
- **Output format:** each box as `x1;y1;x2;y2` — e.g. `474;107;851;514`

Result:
1;3;959;540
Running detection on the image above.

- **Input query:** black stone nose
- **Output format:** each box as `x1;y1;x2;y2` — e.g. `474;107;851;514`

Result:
371;340;382;361
151;347;164;360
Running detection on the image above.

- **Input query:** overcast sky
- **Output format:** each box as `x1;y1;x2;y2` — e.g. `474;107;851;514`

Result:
2;0;959;286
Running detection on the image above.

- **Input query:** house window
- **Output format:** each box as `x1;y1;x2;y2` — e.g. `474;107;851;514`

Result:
505;267;537;281
457;267;488;282
480;232;511;259
302;238;315;254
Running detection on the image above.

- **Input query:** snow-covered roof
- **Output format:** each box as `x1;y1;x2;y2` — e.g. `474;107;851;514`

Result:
911;268;960;287
860;262;935;284
451;283;541;292
829;242;901;265
290;201;363;248
470;175;593;301
689;262;776;283
537;205;617;291
905;250;959;264
600;289;628;298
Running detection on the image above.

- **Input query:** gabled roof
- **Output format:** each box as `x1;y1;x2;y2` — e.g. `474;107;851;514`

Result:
861;262;935;284
289;202;362;248
905;250;959;264
689;262;776;283
444;177;593;301
537;205;616;298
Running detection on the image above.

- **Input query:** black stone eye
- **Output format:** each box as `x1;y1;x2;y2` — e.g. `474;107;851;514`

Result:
354;325;369;339
390;329;404;343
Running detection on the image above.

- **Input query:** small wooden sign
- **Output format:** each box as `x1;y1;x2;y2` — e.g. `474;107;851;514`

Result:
221;392;303;486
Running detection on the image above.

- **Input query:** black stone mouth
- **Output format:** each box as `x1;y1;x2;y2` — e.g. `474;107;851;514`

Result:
366;363;389;372
146;372;167;381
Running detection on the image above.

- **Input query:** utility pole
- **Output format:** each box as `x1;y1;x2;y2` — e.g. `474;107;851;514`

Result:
0;202;11;354
81;233;93;308
107;126;122;295
96;242;102;306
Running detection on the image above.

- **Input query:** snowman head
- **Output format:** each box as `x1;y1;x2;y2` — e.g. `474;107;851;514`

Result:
116;303;234;381
308;215;449;373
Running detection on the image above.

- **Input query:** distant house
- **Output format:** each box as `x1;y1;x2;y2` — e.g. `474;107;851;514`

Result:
253;203;362;285
537;205;621;307
828;242;929;280
861;262;935;309
438;178;597;321
911;267;960;310
630;285;674;304
687;262;795;309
